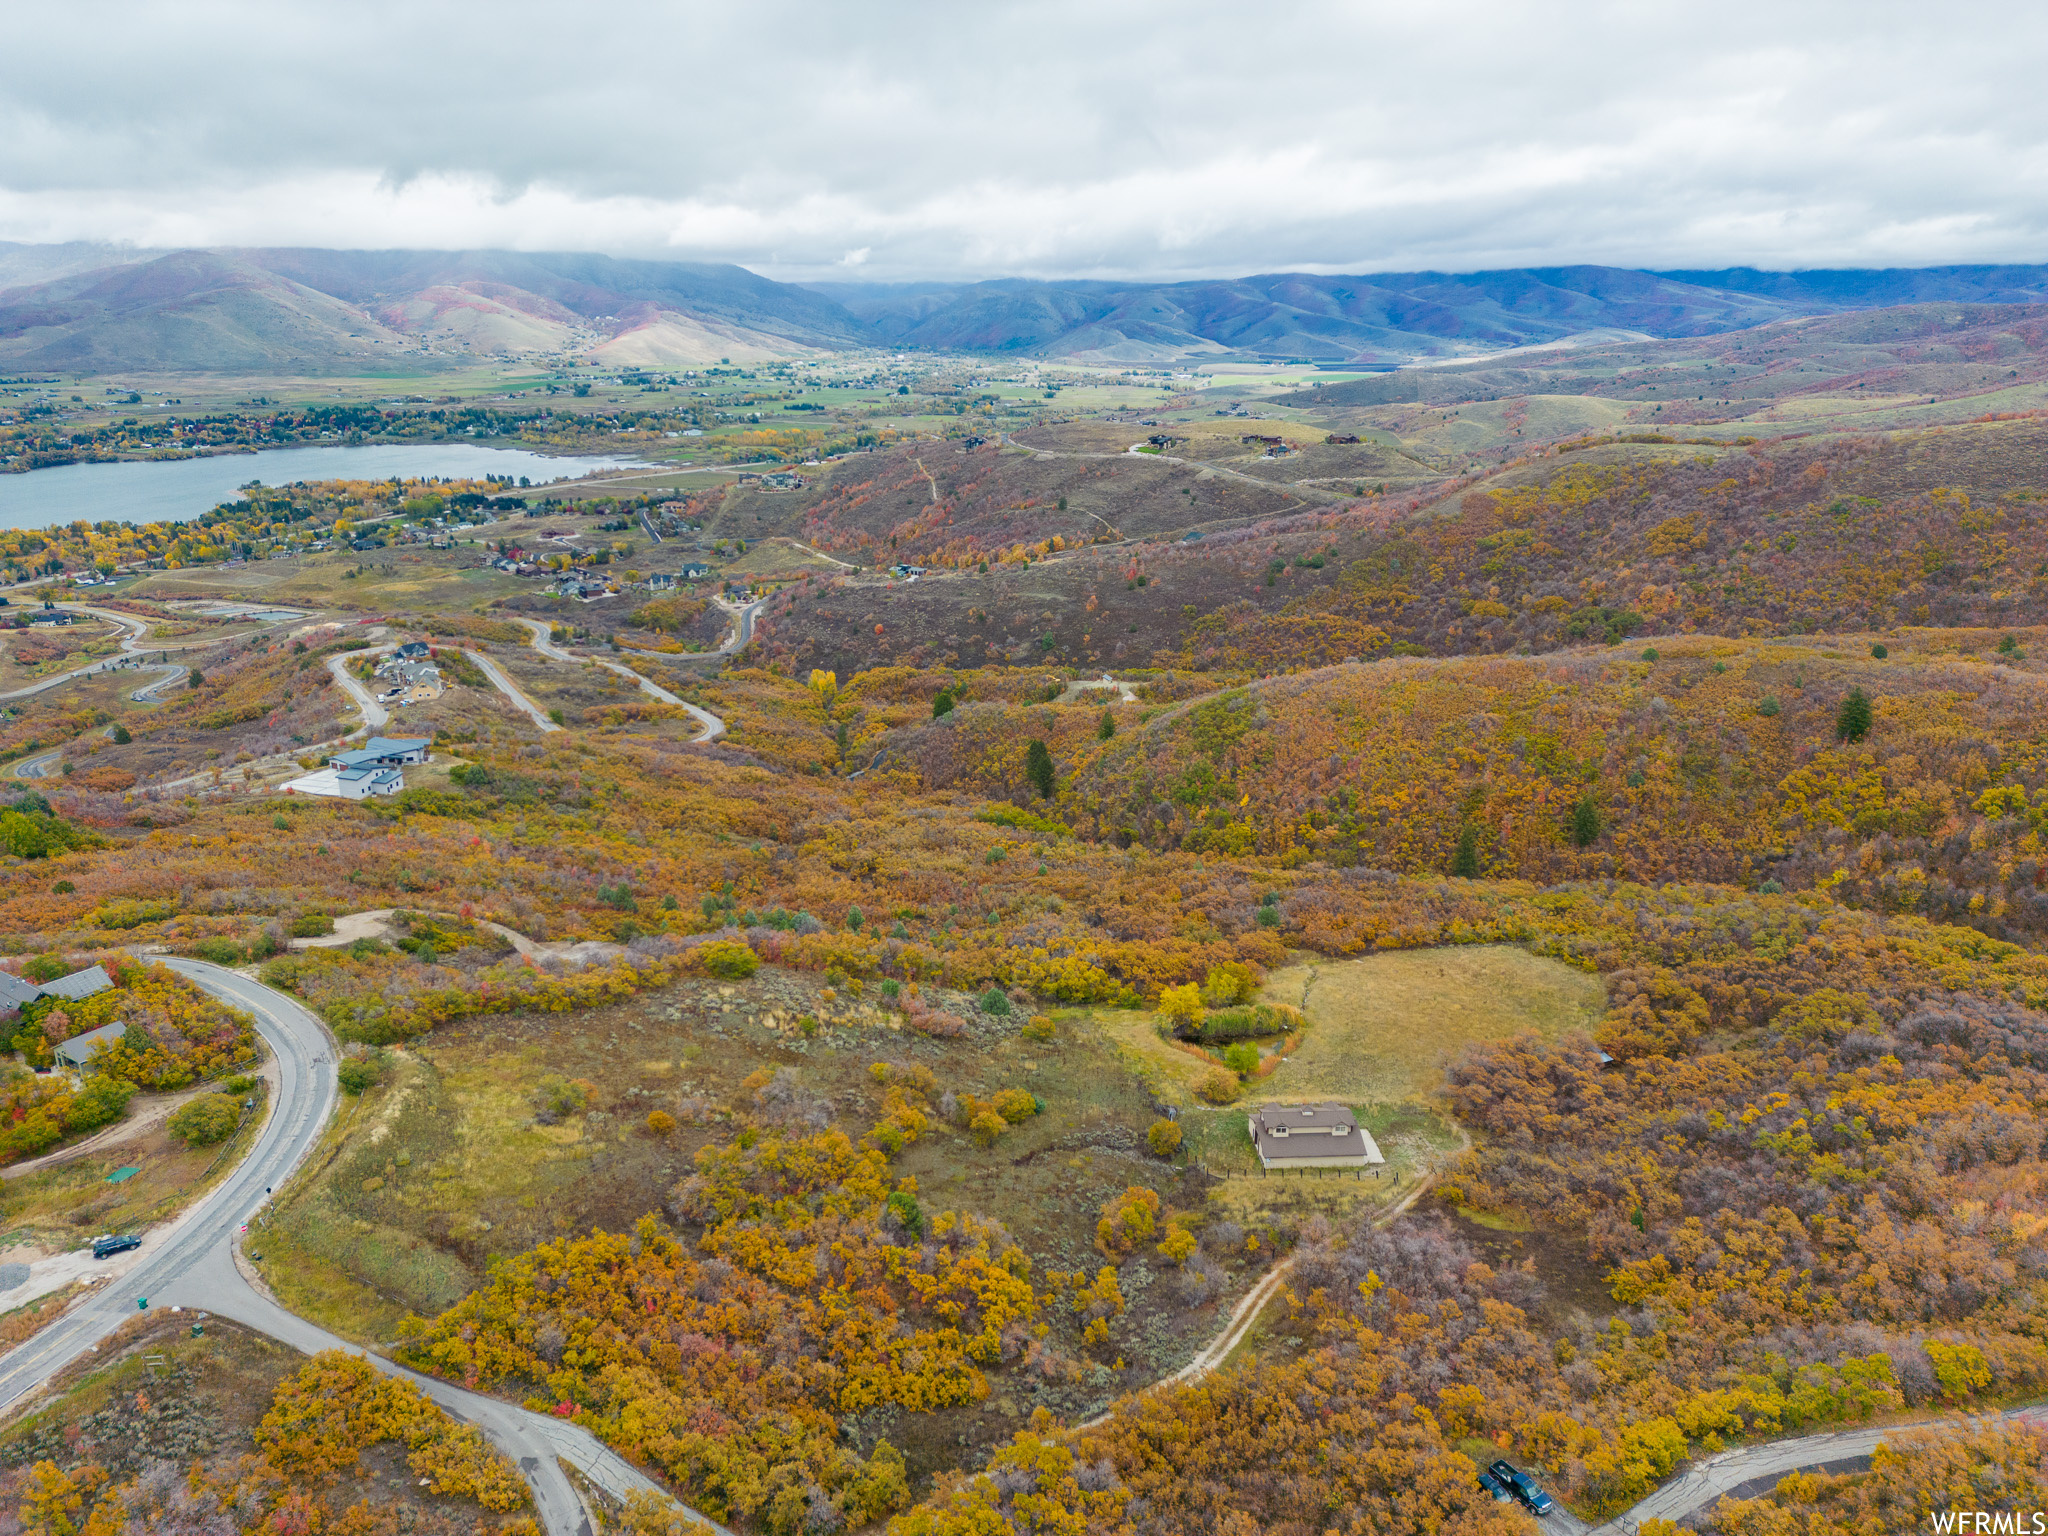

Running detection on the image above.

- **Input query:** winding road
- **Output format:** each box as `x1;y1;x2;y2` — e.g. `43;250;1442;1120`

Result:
0;956;2035;1534
0;604;189;708
0;960;728;1536
510;616;727;742
324;646;393;735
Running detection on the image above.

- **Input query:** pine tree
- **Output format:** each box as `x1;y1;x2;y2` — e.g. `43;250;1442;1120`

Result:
1836;687;1873;742
1025;739;1055;799
1097;710;1115;741
1571;796;1602;847
1450;824;1480;877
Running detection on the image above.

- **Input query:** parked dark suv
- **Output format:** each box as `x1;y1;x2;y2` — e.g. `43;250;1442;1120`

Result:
1489;1460;1556;1516
1476;1470;1514;1503
90;1233;140;1260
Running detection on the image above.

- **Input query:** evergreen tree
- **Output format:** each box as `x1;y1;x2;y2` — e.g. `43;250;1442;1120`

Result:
932;691;954;718
1836;687;1873;742
1450;824;1480;877
1571;796;1602;847
1025;739;1055;798
1097;709;1115;741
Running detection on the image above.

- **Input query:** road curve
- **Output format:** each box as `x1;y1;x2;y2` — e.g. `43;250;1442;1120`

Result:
325;647;392;735
509;617;723;742
0;959;338;1421
0;960;726;1535
1588;1403;2048;1535
0;604;173;704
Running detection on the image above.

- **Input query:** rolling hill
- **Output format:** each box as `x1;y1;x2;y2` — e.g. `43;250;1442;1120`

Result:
10;244;2048;372
0;247;867;373
815;265;2048;364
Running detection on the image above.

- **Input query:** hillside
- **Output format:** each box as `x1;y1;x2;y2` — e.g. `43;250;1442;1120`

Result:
0;247;866;372
866;630;2048;941
814;264;2048;363
13;246;2048;372
741;415;2048;678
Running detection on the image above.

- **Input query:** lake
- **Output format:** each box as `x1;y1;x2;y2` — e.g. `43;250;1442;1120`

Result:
0;444;659;532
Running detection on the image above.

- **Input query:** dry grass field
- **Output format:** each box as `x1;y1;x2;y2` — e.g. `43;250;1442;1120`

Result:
1256;944;1606;1106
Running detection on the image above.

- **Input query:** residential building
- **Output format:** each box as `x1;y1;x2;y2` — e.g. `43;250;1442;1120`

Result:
328;736;430;770
38;964;113;1003
282;766;406;800
1246;1103;1383;1171
52;1021;127;1071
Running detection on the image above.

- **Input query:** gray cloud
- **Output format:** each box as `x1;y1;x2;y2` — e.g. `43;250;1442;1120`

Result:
2;0;2042;281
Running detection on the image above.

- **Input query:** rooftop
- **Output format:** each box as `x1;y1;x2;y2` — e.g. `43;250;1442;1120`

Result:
39;964;113;1002
53;1019;127;1066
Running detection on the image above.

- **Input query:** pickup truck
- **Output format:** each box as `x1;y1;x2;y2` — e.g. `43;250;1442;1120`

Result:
1489;1460;1556;1516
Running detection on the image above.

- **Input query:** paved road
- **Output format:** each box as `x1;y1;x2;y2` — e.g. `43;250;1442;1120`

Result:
510;617;725;742
1590;1403;2048;1533
126;662;188;701
0;604;190;706
470;645;563;734
0;960;336;1421
0;959;726;1536
324;647;393;734
716;597;765;655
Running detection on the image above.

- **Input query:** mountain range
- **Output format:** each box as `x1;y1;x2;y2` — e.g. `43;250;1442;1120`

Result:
7;243;2048;372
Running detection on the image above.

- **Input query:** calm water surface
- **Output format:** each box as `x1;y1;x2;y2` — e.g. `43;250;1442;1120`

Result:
0;444;657;531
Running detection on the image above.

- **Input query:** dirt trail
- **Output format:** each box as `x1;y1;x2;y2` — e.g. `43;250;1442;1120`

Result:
288;907;623;967
0;1084;212;1181
1076;1133;1455;1430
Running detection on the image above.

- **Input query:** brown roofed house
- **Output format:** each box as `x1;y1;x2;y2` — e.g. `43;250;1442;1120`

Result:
1247;1102;1383;1170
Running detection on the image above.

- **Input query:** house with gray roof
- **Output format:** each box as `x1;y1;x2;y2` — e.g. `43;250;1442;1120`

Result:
52;1020;126;1071
1247;1103;1383;1170
36;964;112;1003
327;736;430;771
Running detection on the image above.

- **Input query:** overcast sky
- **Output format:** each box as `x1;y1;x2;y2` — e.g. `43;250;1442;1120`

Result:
1;0;2040;283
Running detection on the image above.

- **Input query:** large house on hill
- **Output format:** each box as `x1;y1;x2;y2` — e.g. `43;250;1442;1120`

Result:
328;737;430;770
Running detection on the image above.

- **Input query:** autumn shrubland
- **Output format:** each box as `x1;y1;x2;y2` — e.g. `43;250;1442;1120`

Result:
747;420;2048;678
0;1317;531;1534
1;385;2047;1531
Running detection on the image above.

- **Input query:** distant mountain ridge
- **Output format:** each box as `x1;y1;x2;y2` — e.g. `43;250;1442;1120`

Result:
5;243;2048;372
814;265;2048;363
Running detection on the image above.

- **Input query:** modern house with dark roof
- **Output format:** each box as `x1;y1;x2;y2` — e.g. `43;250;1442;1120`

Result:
0;963;113;1014
52;1021;126;1071
36;964;113;1003
328;736;430;771
1247;1103;1383;1170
